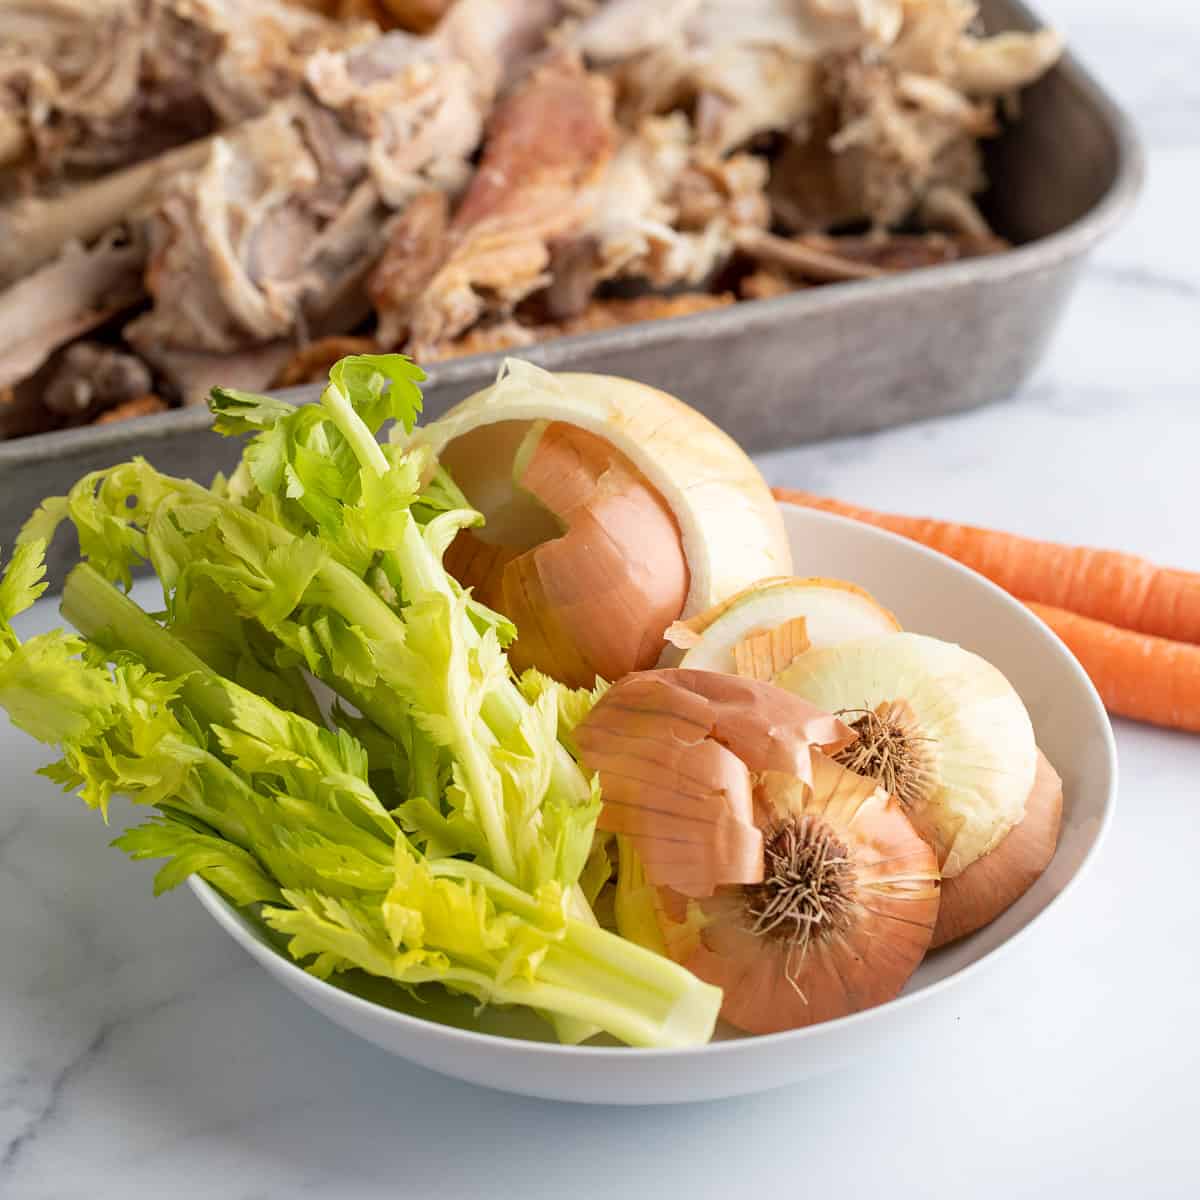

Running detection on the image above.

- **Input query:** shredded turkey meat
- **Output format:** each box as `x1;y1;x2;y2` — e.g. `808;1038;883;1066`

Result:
0;0;1065;437
737;226;1005;283
274;291;735;382
428;291;736;359
770;1;1064;230
370;50;616;354
569;0;906;153
126;0;572;387
0;231;146;390
0;0;368;186
542;112;770;311
295;1;453;32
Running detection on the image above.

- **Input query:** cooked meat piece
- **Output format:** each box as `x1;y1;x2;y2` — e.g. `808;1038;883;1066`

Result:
737;228;1005;284
768;4;1063;232
95;393;169;424
431;0;575;100
298;0;454;34
371;52;616;356
814;230;1006;269
0;0;377;283
766;103;858;233
378;0;455;32
918;182;994;238
313;0;573;109
0;0;366;183
570;0;903;152
125;0;570;377
369;191;452;345
0;382;57;439
303;37;484;205
42;343;155;419
825;53;990;229
422;319;537;361
422;291;733;361
736;228;883;283
951;28;1062;94
539;235;603;322
0;137;213;287
125;66;478;358
273;334;381;387
0;2;528;285
125;112;332;355
0;231;145;389
547;112;769;304
887;2;1062;95
141;342;297;408
739;267;799;301
0;0;210;179
555;290;733;334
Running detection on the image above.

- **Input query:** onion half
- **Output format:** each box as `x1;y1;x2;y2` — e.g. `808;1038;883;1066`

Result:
410;361;791;684
664;757;940;1034
931;749;1063;947
668;576;901;674
575;670;939;1033
777;634;1038;876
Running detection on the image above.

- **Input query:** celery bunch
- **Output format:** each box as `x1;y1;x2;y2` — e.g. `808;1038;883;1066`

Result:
0;356;718;1048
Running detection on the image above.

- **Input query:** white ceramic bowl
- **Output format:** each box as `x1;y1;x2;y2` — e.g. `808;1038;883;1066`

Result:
189;504;1117;1104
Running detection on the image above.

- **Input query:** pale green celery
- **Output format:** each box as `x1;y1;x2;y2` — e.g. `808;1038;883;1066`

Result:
429;860;713;1048
321;378;391;477
63;562;240;730
216;371;594;870
320;378;592;811
6;568;719;1048
53;375;596;894
65;486;589;893
263;893;718;1049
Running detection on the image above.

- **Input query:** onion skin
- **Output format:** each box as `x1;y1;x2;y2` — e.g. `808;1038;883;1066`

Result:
443;534;516;614
514;423;690;683
410;364;792;621
930;749;1063;949
732;616;810;680
449;421;690;687
576;669;854;897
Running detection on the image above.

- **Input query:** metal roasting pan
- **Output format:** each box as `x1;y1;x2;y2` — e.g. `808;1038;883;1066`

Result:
0;0;1142;588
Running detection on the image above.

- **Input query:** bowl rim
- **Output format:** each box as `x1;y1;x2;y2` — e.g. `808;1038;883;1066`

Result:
190;504;1118;1059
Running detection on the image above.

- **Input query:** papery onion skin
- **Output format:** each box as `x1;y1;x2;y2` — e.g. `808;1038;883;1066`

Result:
445;421;690;686
575;669;854;898
660;756;941;1034
409;361;792;621
513;422;690;685
443;534;516;614
930;749;1063;948
732;616;810;680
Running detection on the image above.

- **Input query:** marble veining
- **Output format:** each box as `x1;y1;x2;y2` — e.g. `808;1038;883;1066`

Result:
2;1;1198;1196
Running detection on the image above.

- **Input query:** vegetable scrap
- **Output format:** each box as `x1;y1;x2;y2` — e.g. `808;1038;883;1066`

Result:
577;673;939;1034
0;355;1073;1045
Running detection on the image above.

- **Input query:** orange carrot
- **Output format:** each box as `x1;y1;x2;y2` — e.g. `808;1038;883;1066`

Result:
775;489;1200;645
1027;603;1200;733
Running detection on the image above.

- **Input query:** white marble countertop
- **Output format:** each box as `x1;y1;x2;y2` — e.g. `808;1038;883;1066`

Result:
3;1;1198;1196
